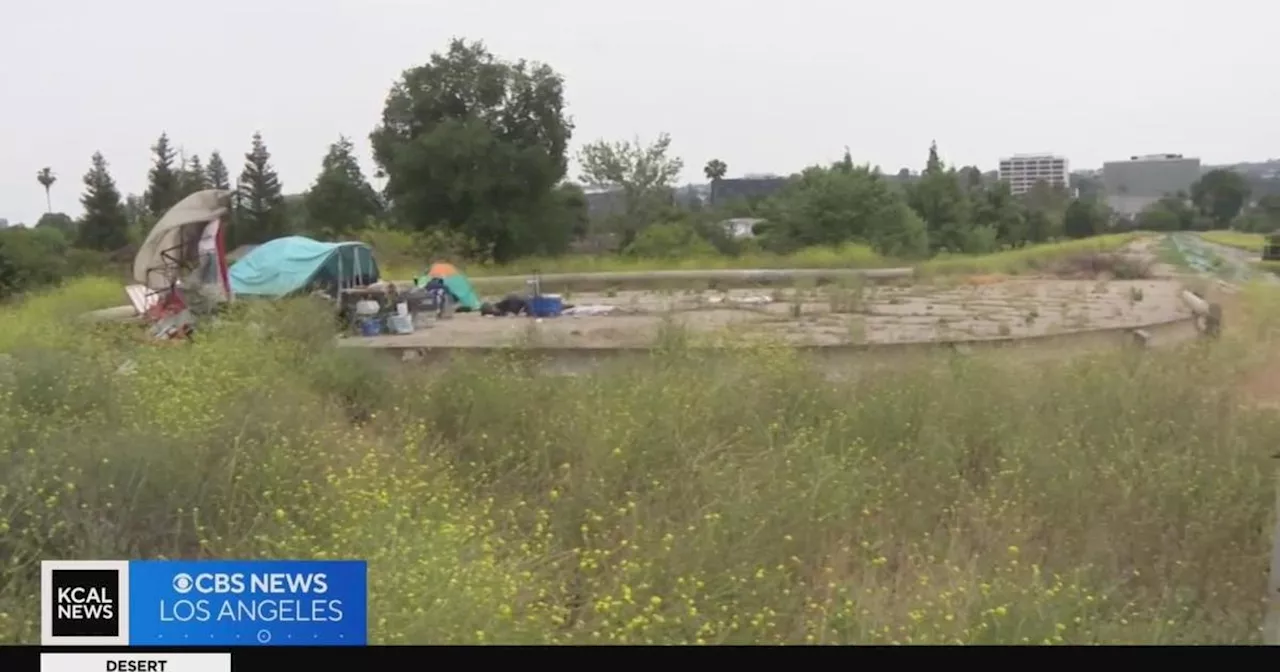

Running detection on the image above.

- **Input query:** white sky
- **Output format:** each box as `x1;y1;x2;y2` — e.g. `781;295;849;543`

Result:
3;0;1277;224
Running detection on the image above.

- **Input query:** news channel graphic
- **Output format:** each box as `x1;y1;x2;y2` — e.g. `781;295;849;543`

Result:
41;559;367;647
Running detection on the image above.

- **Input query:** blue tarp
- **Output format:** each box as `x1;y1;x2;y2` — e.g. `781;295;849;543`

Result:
229;236;379;298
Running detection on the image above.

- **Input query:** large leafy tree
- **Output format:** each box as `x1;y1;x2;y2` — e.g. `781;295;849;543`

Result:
1191;169;1251;229
233;132;287;247
145;132;182;218
577;133;684;244
303;136;382;237
906;141;971;253
369;38;573;262
1063;197;1110;239
35;212;76;238
969;181;1028;247
77;152;130;251
760;156;927;257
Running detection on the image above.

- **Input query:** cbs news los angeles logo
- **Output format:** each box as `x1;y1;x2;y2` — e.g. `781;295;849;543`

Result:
42;560;131;646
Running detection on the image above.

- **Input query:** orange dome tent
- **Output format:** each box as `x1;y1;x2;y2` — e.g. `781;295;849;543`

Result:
414;261;481;311
426;261;459;277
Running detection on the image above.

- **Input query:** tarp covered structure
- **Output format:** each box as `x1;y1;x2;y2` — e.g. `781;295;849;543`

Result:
134;189;233;291
229;236;379;298
415;262;481;311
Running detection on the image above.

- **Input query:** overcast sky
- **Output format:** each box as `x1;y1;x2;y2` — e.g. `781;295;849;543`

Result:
3;0;1277;224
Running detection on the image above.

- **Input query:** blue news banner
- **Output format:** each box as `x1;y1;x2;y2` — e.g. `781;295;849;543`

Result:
128;560;366;646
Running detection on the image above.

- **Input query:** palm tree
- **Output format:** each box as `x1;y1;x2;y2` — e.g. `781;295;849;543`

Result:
36;167;56;213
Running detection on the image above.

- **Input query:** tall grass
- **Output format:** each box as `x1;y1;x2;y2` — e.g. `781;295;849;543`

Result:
916;234;1140;276
1;277;1278;644
1200;231;1266;253
380;235;1143;281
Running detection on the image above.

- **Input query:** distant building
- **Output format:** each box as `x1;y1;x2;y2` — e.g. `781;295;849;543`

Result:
1101;153;1201;217
997;154;1069;196
0;218;8;229
710;176;788;206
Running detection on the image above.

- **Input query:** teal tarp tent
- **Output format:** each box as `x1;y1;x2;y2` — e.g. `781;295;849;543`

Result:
229;236;379;298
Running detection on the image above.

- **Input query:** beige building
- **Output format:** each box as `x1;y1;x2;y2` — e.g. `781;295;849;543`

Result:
998;154;1069;195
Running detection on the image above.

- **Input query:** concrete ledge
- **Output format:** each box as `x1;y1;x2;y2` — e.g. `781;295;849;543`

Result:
462;267;916;289
360;314;1204;377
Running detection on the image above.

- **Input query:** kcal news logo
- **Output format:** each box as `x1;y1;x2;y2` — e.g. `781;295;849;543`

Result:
42;559;367;646
42;560;131;646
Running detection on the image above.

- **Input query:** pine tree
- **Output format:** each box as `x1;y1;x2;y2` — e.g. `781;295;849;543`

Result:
205;151;231;190
303;135;382;237
77;152;130;251
182;154;211;195
145;132;182;217
232;132;287;247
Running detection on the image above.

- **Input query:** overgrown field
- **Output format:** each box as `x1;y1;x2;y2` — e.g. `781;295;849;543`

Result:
2;276;1279;644
1200;231;1266;253
377;234;1141;281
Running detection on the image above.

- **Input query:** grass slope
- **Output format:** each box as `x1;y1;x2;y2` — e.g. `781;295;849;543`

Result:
1;276;1279;644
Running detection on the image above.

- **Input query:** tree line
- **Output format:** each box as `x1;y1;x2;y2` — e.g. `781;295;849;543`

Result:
6;37;1278;299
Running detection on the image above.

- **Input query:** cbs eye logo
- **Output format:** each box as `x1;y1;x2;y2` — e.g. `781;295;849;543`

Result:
172;573;194;594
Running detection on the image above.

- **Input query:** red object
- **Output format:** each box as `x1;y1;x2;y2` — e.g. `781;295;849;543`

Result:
215;218;231;298
144;285;187;321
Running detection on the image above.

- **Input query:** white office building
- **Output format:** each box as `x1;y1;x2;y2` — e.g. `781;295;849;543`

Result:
998;154;1070;195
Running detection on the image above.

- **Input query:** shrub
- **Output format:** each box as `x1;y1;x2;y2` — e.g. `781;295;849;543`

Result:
0;227;71;299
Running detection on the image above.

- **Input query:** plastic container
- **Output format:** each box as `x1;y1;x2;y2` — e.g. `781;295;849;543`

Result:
529;294;563;317
357;317;382;337
354;300;380;317
387;313;414;335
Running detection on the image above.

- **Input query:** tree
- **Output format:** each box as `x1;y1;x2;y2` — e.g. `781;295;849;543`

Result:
760;157;927;257
1191;169;1251;229
233;132;287;247
205;151;231;190
303;136;382;237
36;167;56;213
704;159;727;181
957;166;984;190
906;141;971;253
370;38;573;262
35;212;76;238
1063;197;1109;239
577;133;685;244
77;152;129;252
624;221;717;258
122;194;151;244
1136;197;1197;232
145;132;182;218
181;154;211;195
0;226;71;299
970;181;1028;247
1241;194;1280;233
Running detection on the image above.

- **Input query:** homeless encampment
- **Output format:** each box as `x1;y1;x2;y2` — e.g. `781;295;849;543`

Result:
413;261;481;311
229;236;379;298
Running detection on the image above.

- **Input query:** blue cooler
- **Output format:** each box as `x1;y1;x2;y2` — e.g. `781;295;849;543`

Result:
357;317;382;336
529;294;563;317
